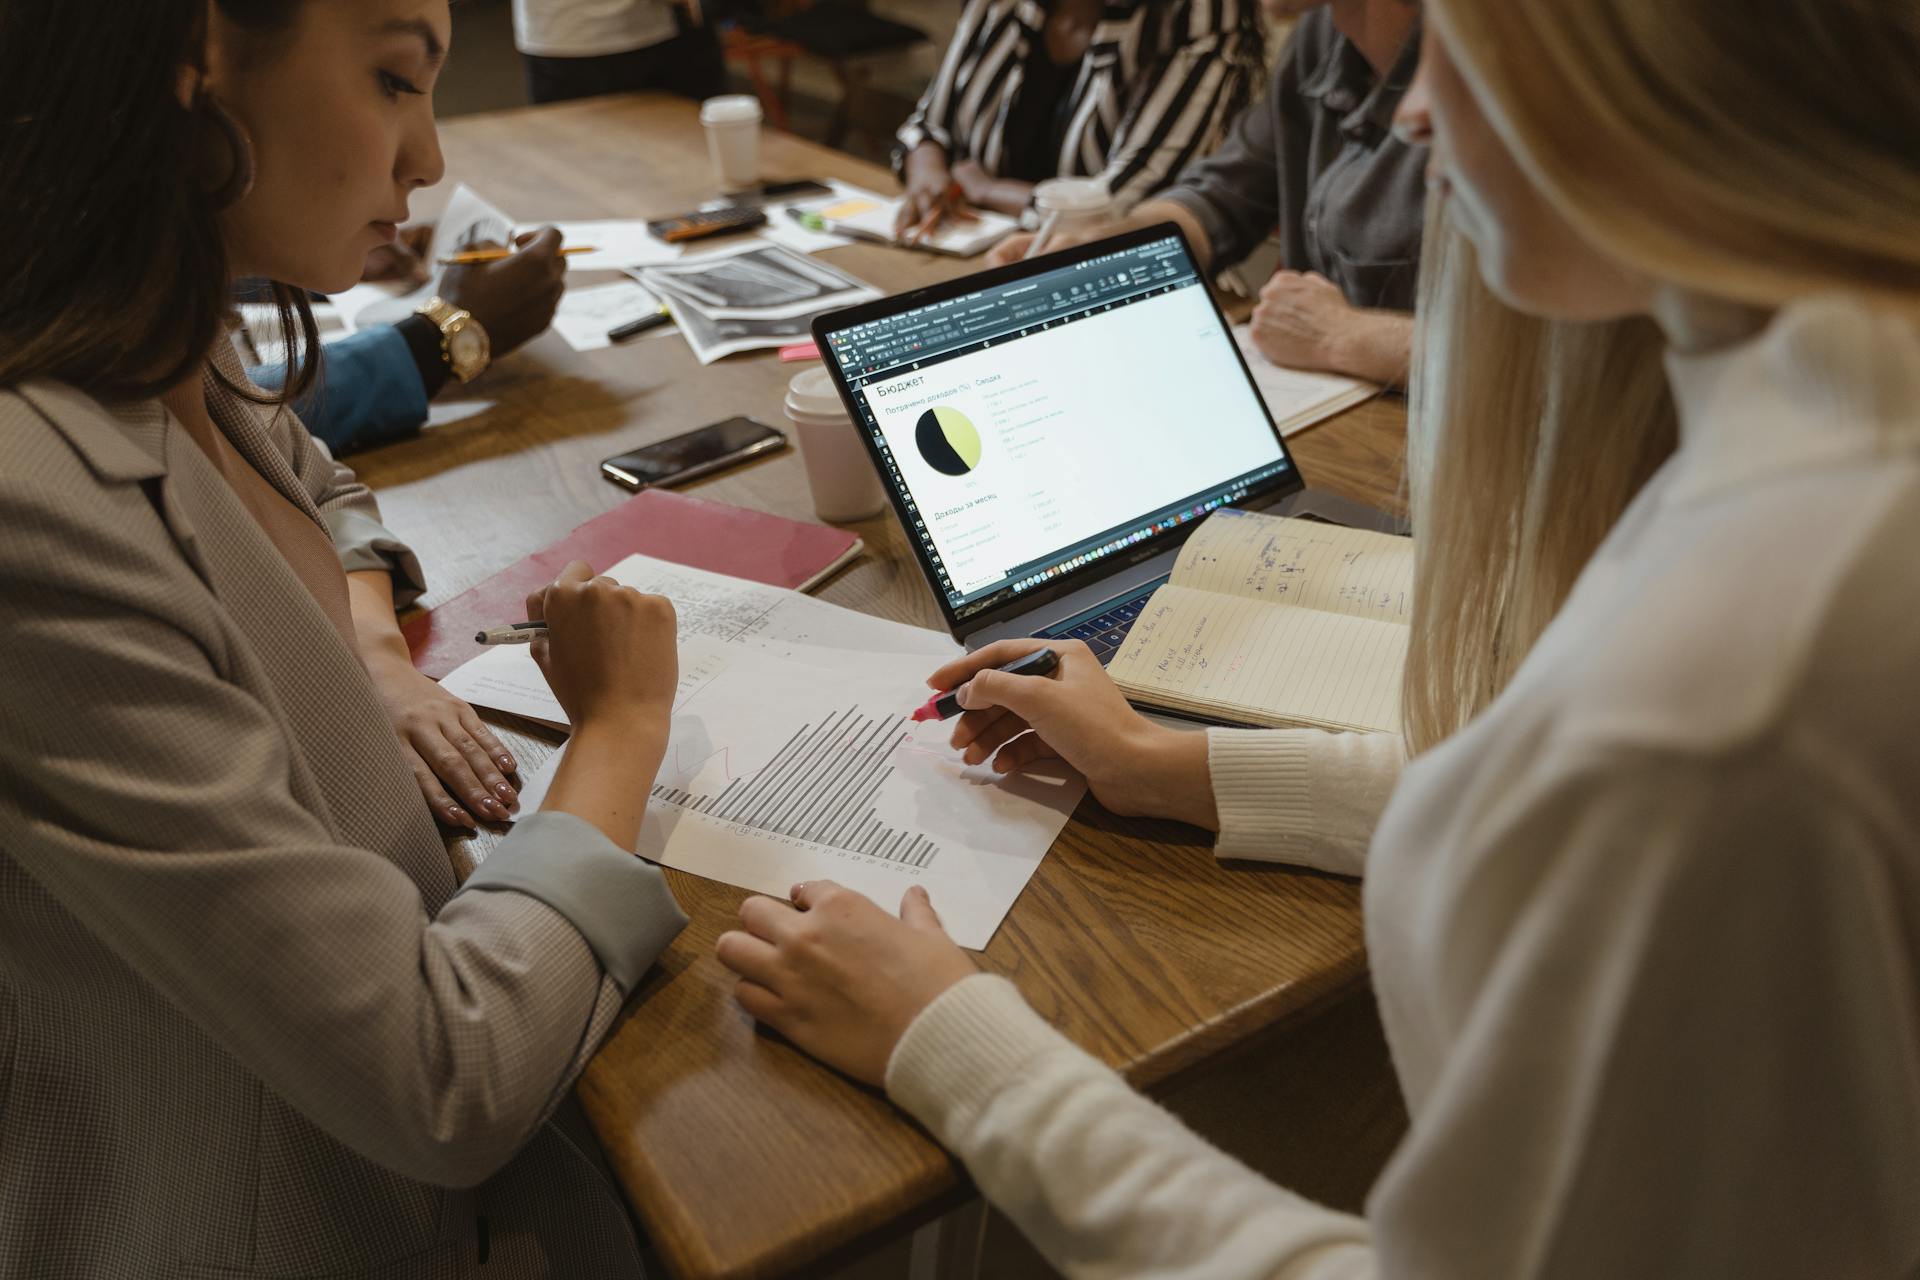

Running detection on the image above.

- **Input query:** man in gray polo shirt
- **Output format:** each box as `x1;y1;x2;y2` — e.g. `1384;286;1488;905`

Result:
994;0;1426;386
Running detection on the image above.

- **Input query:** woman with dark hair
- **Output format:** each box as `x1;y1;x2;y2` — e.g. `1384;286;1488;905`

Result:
0;2;686;1274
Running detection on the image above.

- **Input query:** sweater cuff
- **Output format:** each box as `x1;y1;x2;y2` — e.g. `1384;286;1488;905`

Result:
886;975;1084;1147
457;811;688;992
1209;728;1318;862
325;506;429;609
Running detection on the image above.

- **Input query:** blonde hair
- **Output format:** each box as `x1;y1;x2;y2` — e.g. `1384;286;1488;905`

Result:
1402;1;1920;753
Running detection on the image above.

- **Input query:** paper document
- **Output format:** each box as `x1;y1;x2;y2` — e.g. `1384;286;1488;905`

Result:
549;220;685;272
641;241;875;319
754;179;892;254
636;242;880;364
800;191;1019;258
516;635;1084;949
553;280;662;352
1231;324;1377;436
316;282;404;337
439;553;960;730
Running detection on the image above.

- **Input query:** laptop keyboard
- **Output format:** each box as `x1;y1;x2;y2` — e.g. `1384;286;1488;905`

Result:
1034;574;1169;665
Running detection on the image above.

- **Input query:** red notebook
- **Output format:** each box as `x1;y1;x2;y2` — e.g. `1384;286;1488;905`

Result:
406;488;864;680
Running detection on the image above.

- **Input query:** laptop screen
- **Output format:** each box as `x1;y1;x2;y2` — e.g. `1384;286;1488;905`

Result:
819;230;1300;629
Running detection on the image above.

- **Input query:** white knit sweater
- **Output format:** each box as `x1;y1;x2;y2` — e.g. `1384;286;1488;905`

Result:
886;297;1920;1278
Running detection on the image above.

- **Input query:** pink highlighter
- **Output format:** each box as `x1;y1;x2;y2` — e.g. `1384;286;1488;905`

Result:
911;647;1061;723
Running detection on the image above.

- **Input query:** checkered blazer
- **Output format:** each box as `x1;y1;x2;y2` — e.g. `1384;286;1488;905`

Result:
0;350;685;1277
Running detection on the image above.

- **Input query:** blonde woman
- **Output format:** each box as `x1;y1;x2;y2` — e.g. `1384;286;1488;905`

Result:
716;1;1920;1274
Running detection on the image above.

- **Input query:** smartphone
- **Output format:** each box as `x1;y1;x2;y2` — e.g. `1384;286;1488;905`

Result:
718;179;835;209
600;417;787;491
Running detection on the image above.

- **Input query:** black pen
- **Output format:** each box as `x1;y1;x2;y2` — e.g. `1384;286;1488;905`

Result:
608;306;672;343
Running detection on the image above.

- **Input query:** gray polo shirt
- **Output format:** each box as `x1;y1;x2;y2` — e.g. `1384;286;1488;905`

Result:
1162;10;1427;312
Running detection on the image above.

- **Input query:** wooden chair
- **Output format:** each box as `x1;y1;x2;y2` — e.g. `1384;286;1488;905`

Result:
717;1;928;150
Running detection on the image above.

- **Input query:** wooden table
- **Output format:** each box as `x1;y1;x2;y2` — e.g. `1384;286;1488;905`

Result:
352;94;1410;1280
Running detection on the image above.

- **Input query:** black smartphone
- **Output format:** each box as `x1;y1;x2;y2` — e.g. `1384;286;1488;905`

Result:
599;417;787;491
718;179;835;209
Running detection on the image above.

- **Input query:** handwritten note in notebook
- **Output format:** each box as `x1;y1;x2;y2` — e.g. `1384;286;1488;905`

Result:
1106;509;1413;733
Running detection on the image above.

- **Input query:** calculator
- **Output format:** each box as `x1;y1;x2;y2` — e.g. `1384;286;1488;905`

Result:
645;207;769;243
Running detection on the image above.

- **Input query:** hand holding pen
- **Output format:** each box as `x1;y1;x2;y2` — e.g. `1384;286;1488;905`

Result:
894;179;979;245
924;639;1218;828
518;562;680;739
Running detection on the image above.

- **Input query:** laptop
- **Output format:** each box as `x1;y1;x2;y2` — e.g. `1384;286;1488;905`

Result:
812;224;1402;661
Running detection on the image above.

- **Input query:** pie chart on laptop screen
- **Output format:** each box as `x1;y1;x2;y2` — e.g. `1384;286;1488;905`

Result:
915;406;983;476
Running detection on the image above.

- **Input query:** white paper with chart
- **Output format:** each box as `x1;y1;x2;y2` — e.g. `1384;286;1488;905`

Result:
438;552;965;729
441;554;1086;947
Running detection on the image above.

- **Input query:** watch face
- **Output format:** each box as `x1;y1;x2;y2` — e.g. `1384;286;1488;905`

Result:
448;322;490;380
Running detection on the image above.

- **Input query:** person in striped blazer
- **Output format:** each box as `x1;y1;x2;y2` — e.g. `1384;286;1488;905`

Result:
894;0;1267;233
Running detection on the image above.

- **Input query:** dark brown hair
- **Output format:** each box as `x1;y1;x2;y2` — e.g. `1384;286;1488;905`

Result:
0;0;319;403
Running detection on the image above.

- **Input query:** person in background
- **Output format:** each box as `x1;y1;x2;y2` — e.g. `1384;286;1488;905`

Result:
894;0;1267;236
250;226;567;454
994;0;1424;386
720;0;1920;1274
0;1;690;1272
512;0;725;104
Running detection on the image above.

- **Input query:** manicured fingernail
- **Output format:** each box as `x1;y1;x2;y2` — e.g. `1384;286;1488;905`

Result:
498;755;516;772
494;782;517;801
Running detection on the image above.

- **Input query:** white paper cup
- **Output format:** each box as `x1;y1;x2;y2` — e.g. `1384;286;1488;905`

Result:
701;95;763;192
1032;177;1114;247
786;368;886;523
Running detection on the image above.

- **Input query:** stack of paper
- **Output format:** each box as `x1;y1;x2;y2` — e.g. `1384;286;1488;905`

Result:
637;242;880;364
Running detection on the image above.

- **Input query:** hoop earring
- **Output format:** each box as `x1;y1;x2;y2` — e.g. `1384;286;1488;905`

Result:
194;90;256;207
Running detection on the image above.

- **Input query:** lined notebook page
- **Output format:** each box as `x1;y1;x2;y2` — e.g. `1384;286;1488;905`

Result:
1169;509;1413;622
1107;584;1407;732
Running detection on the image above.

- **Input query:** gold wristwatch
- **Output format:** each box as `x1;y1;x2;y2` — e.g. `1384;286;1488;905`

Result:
414;296;491;384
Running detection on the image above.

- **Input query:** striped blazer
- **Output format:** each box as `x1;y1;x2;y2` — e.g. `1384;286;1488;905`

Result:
897;0;1266;213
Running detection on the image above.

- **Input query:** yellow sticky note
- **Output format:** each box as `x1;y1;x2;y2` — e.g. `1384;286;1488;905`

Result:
820;198;881;219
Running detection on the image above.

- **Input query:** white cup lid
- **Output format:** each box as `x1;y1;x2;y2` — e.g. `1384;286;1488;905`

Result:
1033;177;1112;214
701;94;764;125
785;366;847;419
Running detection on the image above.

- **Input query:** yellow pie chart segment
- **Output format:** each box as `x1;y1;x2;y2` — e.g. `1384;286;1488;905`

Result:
916;406;982;476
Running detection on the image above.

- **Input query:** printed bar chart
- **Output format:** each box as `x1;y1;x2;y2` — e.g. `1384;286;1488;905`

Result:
650;705;941;869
